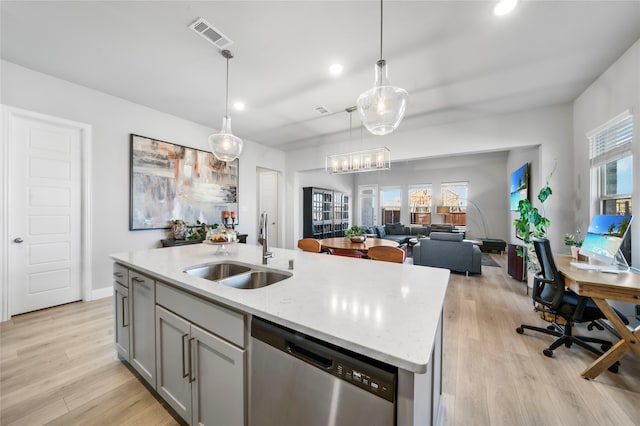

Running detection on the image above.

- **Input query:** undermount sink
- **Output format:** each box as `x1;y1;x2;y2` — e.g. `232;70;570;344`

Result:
183;262;292;289
218;270;293;290
184;262;252;280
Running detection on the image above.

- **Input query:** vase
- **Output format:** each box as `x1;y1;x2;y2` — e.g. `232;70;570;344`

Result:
349;235;366;243
570;246;579;259
172;223;188;240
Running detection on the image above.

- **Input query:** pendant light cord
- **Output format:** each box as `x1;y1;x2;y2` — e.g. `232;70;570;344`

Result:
225;54;229;117
379;0;383;61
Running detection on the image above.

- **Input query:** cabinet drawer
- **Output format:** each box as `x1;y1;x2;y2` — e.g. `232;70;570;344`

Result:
156;282;245;348
113;263;129;287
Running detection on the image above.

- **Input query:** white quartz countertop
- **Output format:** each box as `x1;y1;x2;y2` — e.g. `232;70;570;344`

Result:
111;243;449;373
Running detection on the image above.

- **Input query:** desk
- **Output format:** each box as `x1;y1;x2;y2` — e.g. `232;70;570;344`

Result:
319;237;398;253
556;255;640;379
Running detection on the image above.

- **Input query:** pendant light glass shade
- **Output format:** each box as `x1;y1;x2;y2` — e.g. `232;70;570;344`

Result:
208;116;243;162
357;59;408;136
209;49;243;162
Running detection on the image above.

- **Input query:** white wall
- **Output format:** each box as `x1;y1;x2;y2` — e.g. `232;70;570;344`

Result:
350;152;509;241
286;103;575;251
1;60;286;294
573;38;640;268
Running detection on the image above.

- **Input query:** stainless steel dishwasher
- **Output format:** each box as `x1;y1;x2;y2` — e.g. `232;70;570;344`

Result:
250;317;397;426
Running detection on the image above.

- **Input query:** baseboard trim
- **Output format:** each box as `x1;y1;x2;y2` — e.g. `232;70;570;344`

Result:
91;287;113;300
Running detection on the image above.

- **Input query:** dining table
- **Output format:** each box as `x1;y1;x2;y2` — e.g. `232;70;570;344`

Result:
318;237;399;254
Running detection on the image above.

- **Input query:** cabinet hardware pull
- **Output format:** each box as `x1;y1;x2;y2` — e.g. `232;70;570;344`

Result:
122;296;128;327
189;337;196;383
181;334;189;378
132;277;144;283
113;272;123;278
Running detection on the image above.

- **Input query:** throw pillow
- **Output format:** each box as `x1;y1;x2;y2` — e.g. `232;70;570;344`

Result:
376;225;386;238
385;222;404;235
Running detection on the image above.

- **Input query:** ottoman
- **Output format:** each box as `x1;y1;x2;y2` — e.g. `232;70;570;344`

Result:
478;238;506;254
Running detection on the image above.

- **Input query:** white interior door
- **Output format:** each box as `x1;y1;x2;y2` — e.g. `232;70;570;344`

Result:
9;112;82;315
258;169;279;248
358;185;378;228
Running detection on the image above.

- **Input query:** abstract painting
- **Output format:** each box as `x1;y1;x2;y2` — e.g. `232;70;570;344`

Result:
129;134;239;230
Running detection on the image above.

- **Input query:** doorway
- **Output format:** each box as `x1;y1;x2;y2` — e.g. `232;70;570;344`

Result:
257;168;280;248
358;184;378;228
2;106;92;320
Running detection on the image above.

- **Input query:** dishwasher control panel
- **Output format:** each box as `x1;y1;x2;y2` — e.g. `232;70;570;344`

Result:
334;362;395;402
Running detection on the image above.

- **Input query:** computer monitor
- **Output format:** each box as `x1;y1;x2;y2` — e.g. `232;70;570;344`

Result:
579;214;632;267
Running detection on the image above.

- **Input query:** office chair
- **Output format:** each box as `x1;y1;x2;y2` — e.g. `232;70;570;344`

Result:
297;238;322;253
515;237;629;372
367;246;406;263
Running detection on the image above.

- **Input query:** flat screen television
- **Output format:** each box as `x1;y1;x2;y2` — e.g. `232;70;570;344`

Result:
510;163;529;211
579;214;632;266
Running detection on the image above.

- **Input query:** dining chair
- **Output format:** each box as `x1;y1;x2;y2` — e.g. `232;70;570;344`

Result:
368;246;406;263
297;238;322;253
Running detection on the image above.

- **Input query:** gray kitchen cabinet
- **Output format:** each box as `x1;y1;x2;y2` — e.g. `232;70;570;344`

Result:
155;283;246;426
156;305;192;423
129;271;156;389
113;264;129;361
191;323;245;426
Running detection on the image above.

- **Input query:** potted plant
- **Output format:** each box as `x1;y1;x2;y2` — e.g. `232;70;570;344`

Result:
169;219;188;240
345;225;366;243
564;230;583;259
513;171;553;277
187;221;217;241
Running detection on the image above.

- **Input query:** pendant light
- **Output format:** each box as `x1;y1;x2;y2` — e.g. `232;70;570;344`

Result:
208;49;243;162
356;0;408;136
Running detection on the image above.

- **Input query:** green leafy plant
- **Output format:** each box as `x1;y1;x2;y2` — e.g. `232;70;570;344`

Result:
513;171;554;270
345;225;365;238
564;230;583;247
187;221;218;240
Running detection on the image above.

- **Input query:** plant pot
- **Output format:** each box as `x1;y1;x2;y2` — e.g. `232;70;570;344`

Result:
172;223;188;240
570;245;579;259
349;235;366;243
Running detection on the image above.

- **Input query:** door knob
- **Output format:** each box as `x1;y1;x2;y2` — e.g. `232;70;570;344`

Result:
14;237;24;243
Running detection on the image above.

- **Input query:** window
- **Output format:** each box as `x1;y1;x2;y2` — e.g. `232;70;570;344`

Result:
380;187;401;224
588;111;633;261
440;182;468;226
408;185;432;224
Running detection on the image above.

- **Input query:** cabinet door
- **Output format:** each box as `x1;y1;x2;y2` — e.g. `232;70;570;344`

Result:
191;324;246;426
130;271;156;389
114;282;129;360
156;306;192;424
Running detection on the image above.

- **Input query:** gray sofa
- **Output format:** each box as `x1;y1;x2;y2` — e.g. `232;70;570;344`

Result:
413;232;482;275
365;223;455;245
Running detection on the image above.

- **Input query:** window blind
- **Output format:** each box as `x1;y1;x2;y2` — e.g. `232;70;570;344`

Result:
588;112;633;166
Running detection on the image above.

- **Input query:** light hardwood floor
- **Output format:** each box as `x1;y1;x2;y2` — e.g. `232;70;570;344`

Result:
1;255;639;425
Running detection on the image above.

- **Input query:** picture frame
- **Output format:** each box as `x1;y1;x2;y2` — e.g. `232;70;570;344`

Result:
129;134;239;230
510;163;529;211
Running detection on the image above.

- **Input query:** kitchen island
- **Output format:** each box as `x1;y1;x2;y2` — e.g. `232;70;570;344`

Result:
111;243;449;426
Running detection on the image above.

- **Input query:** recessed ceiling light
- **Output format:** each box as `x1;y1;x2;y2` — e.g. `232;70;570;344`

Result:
234;101;245;111
329;63;344;76
492;0;518;16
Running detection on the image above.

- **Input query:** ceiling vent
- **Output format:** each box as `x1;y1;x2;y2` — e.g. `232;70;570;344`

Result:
315;106;330;115
189;17;233;50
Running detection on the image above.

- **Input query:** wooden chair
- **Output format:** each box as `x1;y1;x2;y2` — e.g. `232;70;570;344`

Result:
368;246;406;263
297;238;322;253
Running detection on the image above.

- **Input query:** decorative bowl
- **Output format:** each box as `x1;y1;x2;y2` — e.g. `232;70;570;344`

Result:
349;235;366;243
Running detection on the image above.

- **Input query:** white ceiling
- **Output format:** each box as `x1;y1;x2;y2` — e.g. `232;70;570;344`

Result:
2;1;640;151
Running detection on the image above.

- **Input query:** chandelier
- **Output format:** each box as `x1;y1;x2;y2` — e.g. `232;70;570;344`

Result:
326;107;391;174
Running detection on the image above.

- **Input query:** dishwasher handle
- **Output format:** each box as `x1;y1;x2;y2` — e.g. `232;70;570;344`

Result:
286;341;333;370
